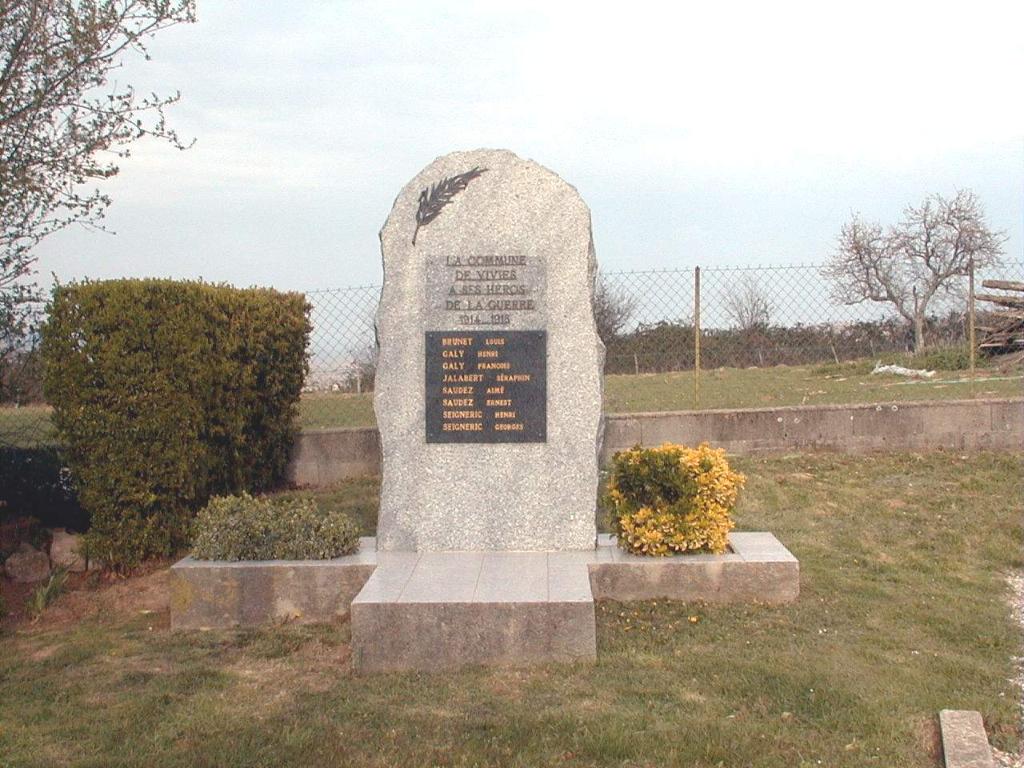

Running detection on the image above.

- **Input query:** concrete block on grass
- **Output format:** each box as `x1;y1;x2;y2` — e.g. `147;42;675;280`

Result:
939;709;993;768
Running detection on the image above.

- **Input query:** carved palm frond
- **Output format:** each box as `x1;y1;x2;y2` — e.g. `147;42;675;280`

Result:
412;167;487;245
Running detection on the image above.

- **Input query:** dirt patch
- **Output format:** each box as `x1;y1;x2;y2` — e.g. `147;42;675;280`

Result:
910;714;942;763
0;577;36;629
2;560;171;633
486;669;529;700
40;565;169;628
223;630;350;702
28;643;61;661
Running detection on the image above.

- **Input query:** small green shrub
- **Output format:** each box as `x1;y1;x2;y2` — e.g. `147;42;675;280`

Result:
604;443;744;556
26;566;69;619
908;345;973;371
42;279;311;572
191;494;360;561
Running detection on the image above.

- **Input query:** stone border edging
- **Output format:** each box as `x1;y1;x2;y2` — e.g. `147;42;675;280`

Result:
169;537;377;630
590;532;799;604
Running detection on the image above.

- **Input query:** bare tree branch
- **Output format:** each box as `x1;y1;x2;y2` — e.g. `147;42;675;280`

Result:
723;273;773;331
592;275;636;345
823;190;1006;351
1;0;195;398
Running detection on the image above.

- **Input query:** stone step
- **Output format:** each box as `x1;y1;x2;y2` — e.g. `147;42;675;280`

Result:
350;551;597;674
348;533;799;673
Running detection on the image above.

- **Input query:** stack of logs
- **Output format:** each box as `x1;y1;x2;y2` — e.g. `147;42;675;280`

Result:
975;279;1024;359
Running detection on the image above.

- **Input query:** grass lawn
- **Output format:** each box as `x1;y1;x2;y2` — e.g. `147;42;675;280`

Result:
298;363;1023;429
1;452;1021;767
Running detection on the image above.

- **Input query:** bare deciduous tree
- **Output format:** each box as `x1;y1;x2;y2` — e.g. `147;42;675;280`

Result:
723;273;773;330
592;274;636;345
1;0;195;372
824;190;1005;352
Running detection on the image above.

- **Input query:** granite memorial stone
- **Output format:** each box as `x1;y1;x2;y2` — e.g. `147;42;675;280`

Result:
172;148;800;672
374;148;604;551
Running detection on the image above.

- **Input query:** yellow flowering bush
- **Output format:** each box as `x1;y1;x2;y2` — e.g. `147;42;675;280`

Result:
604;443;745;556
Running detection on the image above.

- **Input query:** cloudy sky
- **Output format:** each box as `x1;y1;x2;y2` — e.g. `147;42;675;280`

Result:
34;0;1024;293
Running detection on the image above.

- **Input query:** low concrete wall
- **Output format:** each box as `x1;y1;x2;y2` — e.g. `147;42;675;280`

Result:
286;398;1023;486
601;398;1024;462
287;427;381;486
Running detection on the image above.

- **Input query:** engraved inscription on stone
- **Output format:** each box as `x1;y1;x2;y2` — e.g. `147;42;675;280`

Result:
426;253;545;329
425;330;546;443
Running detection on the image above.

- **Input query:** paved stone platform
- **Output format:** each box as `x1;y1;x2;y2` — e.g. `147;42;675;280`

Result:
350;533;798;673
171;532;799;672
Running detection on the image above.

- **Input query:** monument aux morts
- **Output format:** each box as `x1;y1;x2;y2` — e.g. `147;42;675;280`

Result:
171;149;799;672
374;148;605;551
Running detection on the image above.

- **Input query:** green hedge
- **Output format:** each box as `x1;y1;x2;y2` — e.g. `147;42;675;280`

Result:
191;493;360;561
41;279;311;571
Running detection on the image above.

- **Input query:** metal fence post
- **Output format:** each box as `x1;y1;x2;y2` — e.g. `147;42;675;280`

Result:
968;256;976;397
694;266;701;409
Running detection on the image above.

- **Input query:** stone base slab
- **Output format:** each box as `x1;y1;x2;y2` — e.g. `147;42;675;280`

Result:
170;537;377;630
170;532;799;671
352;602;597;674
589;532;799;604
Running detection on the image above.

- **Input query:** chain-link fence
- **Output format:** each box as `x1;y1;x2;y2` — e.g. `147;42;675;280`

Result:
600;263;1021;375
305;284;380;395
301;261;1023;383
3;260;1022;446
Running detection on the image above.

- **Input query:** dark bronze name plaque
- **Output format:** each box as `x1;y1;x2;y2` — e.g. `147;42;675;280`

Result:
425;330;546;443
